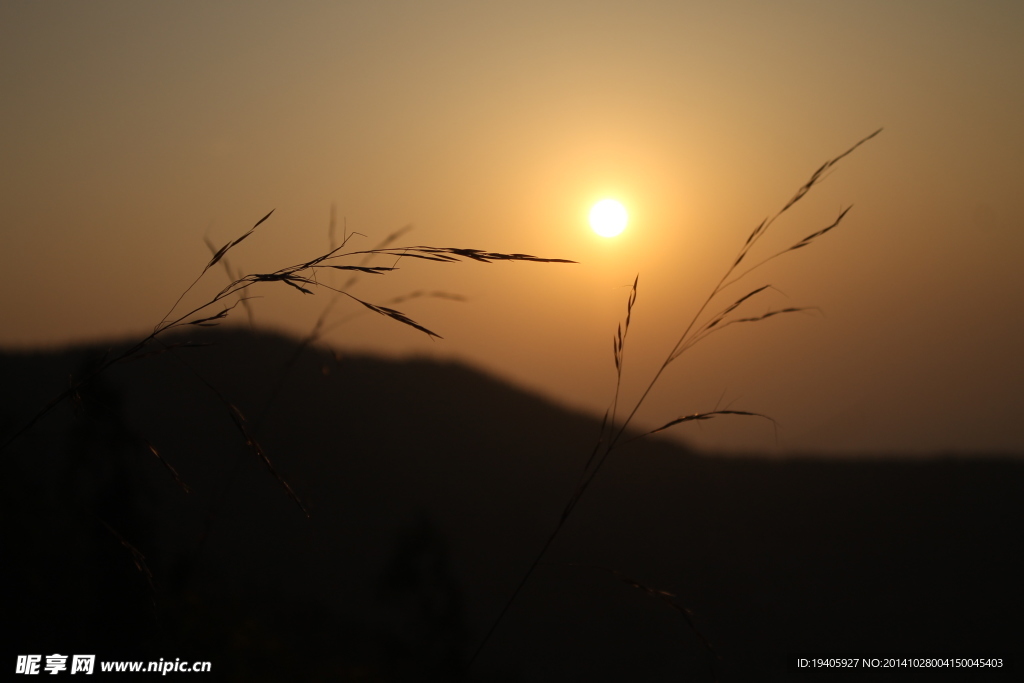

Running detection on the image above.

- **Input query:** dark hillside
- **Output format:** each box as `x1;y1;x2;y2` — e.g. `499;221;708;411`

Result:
2;329;1021;681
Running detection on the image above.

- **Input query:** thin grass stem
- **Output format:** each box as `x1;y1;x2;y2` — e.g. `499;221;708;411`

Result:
469;130;881;669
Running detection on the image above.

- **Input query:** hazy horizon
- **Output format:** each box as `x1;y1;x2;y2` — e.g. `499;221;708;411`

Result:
3;1;1022;455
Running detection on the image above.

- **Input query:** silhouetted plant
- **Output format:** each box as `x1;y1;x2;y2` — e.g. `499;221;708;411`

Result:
470;129;883;676
2;215;572;474
2;129;882;680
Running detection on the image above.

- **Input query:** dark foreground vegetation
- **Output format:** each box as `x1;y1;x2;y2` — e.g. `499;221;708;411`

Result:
2;329;1021;681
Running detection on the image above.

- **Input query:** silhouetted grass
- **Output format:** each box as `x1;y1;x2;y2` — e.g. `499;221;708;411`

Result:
2;130;882;679
0;219;574;591
2;217;573;456
470;129;883;675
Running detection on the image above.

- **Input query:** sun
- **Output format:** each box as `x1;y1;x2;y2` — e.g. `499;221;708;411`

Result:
589;199;628;238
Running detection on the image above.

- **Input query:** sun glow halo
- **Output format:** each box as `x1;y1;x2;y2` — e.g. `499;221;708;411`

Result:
589;199;628;238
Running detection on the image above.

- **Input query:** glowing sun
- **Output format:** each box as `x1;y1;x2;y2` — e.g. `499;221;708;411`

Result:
589;199;628;237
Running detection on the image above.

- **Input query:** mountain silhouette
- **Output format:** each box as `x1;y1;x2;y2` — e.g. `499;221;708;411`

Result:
2;328;1021;681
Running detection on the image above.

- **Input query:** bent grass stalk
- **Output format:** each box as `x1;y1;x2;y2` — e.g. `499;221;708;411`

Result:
1;217;574;507
469;129;883;669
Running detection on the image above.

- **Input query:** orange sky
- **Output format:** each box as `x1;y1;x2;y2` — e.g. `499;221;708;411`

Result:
2;1;1021;455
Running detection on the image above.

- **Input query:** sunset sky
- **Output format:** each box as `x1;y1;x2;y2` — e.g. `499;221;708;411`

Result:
2;0;1021;455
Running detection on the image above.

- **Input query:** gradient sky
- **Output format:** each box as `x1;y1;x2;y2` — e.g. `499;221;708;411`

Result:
2;0;1021;455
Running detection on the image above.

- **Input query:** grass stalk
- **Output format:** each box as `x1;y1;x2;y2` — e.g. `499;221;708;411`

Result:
1;214;573;475
469;129;882;669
